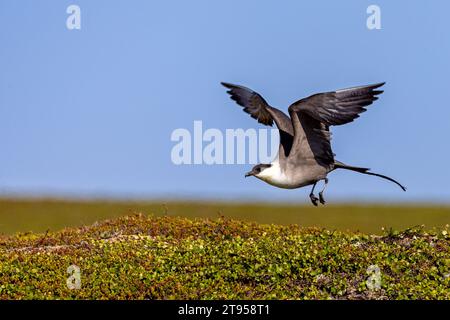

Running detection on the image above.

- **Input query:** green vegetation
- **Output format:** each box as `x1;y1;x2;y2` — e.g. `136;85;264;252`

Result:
1;198;450;235
0;214;448;299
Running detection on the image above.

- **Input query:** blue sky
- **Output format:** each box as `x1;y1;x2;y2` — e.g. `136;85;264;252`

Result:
1;1;449;203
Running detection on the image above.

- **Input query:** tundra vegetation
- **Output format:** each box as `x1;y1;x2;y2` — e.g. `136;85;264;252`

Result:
0;214;448;300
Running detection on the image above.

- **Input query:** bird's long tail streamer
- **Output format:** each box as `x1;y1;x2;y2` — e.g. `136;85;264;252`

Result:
334;161;406;191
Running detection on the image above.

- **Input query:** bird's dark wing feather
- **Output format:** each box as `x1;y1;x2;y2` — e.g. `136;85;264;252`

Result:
222;82;275;125
221;82;294;159
287;83;385;167
289;82;385;126
287;107;335;167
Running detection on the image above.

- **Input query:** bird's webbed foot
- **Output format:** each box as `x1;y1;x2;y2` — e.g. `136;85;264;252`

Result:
319;192;326;205
318;178;328;205
309;193;319;206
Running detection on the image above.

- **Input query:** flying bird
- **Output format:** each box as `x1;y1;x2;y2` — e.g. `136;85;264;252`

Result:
221;82;406;206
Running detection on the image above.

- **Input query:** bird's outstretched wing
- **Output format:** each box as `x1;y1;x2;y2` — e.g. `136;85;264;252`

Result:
221;82;294;159
289;82;385;126
288;83;385;167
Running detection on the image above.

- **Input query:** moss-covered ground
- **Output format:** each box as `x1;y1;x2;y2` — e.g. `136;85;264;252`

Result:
0;214;448;299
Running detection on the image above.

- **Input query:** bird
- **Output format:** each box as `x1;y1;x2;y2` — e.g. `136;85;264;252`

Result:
221;81;406;206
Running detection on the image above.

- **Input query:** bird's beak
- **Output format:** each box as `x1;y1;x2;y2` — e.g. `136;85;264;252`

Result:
245;171;254;178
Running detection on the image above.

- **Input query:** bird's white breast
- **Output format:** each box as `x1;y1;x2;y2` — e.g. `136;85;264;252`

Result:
255;161;298;189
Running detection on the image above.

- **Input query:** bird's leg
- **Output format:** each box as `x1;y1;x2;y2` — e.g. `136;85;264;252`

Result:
309;182;319;206
319;178;329;205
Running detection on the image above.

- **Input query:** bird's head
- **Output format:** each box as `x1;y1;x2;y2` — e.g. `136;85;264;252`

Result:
245;164;272;179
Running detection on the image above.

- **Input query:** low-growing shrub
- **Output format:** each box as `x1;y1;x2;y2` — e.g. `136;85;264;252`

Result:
0;215;448;299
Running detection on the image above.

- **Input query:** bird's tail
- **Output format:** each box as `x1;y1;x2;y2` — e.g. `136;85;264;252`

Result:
333;160;406;191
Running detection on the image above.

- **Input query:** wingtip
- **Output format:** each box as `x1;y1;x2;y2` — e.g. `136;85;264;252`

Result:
220;82;233;88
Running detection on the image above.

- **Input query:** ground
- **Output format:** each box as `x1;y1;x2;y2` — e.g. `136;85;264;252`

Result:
0;214;448;299
2;198;450;235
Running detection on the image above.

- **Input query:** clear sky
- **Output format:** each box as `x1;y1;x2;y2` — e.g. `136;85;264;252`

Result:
1;1;449;203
